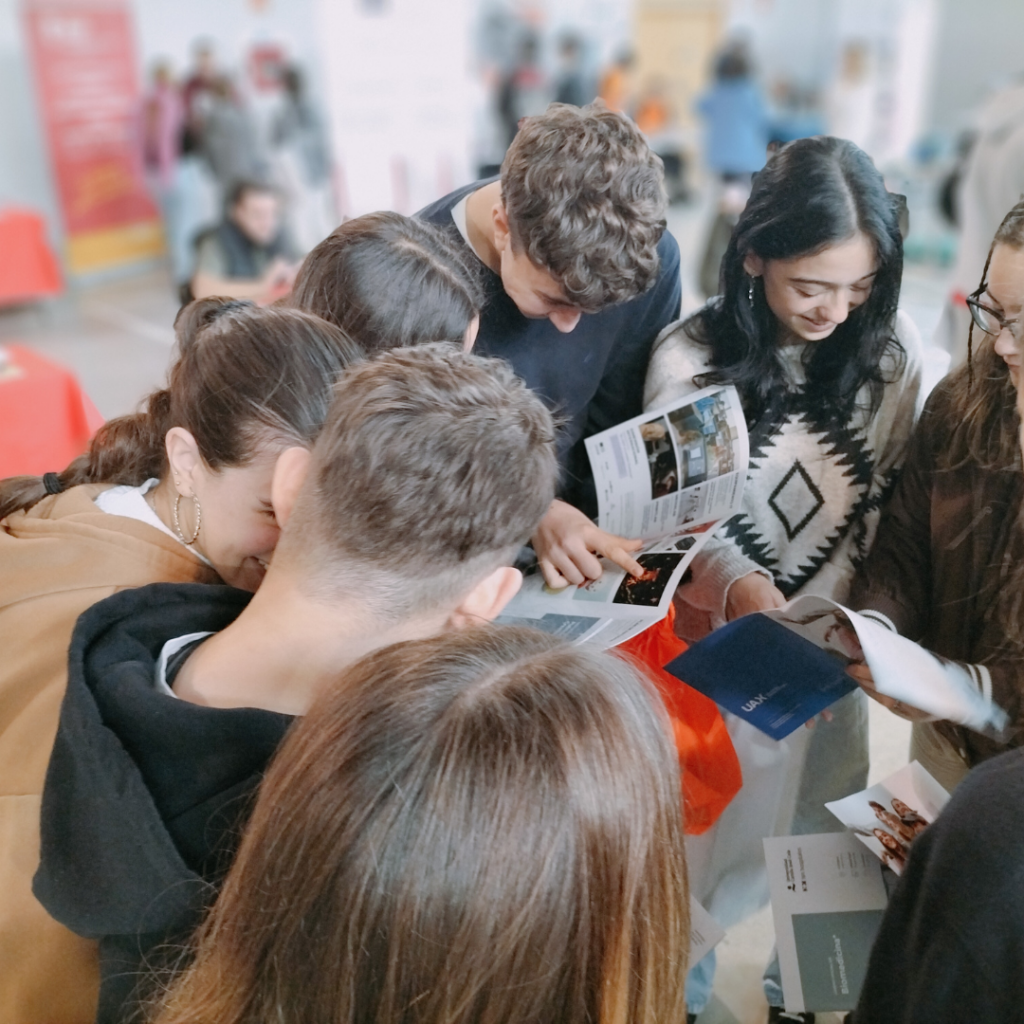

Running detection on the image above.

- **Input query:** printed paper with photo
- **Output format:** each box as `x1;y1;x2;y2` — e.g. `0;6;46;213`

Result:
825;761;950;875
504;385;749;649
585;384;748;540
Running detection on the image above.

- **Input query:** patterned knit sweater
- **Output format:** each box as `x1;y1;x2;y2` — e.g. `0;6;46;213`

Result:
644;309;923;638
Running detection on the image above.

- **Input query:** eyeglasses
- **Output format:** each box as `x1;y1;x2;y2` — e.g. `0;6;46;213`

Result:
967;288;1024;342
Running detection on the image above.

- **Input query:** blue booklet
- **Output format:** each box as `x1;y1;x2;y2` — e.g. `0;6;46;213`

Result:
665;613;858;740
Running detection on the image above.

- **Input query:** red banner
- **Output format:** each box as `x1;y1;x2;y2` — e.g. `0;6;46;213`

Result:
24;0;163;273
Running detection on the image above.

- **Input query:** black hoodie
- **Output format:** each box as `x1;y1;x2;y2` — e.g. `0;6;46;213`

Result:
33;583;294;1024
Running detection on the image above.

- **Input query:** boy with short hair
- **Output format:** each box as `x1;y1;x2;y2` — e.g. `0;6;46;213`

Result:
33;345;558;1024
418;102;682;589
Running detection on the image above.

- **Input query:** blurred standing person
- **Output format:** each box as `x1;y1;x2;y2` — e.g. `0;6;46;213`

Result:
471;61;506;178
825;41;876;153
181;40;218;154
636;78;688;201
697;41;770;184
598;49;635;114
142;61;185;275
497;33;550;148
142;61;183;194
190;181;300;302
696;41;770;297
203;77;268;195
271;66;335;253
554;34;589;107
932;76;1024;365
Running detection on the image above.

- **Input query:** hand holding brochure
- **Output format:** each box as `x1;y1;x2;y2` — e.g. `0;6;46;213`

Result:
667;594;1009;738
499;385;749;648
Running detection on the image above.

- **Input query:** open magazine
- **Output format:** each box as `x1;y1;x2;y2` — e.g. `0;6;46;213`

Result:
498;385;749;648
667;594;1010;739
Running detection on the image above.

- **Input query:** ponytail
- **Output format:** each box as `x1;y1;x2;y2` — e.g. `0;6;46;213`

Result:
0;387;172;520
0;297;362;521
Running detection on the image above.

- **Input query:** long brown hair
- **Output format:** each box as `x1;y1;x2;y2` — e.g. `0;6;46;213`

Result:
153;627;689;1024
0;299;363;519
288;211;485;353
944;199;1024;472
942;199;1024;650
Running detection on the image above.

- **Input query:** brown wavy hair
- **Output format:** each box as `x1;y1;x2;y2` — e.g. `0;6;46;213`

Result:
0;299;363;519
288;211;485;353
944;199;1024;473
941;199;1024;650
152;626;689;1024
501;101;667;312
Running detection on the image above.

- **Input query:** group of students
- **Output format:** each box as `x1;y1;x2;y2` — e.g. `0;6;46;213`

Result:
1;99;1023;1024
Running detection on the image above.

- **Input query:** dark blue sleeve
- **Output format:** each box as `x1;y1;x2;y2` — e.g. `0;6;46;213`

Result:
561;231;682;515
582;230;681;439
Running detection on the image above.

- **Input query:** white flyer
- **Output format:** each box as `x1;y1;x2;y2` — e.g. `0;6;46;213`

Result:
764;831;889;1014
825;761;950;875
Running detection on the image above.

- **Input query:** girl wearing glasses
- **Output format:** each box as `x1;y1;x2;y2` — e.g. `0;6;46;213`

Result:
851;198;1024;792
645;135;924;1023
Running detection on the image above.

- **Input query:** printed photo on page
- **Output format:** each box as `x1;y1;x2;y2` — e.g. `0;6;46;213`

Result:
504;523;714;617
585;384;749;540
825;762;950;875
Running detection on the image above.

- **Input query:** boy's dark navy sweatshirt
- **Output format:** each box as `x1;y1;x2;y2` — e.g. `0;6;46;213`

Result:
33;583;293;1024
418;180;682;516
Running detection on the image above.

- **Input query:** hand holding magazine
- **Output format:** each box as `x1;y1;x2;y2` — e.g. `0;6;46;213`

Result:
667;594;1009;739
499;385;750;648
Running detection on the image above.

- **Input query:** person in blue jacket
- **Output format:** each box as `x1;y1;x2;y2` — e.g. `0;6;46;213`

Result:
697;41;771;182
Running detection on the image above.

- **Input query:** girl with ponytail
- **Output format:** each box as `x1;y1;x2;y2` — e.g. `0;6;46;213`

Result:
0;298;361;1024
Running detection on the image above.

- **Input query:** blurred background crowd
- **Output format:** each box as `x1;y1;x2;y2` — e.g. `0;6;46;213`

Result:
0;0;1020;360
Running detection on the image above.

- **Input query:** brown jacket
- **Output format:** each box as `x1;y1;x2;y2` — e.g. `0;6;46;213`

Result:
0;485;217;1024
850;380;1024;766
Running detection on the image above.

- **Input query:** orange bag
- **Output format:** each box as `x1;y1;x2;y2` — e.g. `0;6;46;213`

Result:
617;607;742;834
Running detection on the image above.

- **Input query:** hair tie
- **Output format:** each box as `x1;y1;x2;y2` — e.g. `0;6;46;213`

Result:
42;472;64;495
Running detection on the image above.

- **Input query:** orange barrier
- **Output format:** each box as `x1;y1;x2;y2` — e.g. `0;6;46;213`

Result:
617;607;743;834
0;345;102;477
0;209;62;307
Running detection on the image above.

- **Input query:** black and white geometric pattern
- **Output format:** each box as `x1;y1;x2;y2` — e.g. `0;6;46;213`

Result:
720;394;895;598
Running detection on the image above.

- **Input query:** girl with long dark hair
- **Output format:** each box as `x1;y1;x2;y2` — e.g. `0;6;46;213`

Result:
645;136;923;1022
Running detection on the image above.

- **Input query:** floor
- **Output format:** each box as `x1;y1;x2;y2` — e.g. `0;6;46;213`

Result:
0;199;951;1024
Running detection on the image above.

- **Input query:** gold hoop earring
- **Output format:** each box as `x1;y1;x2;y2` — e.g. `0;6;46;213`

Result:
173;493;202;546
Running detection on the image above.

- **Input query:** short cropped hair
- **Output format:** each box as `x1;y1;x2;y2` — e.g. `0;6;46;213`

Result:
281;344;557;614
501;102;667;312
